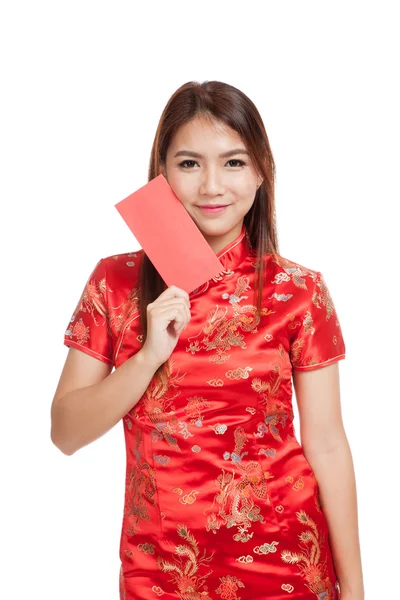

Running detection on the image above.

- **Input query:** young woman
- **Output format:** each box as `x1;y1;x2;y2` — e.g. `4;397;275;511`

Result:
51;81;364;600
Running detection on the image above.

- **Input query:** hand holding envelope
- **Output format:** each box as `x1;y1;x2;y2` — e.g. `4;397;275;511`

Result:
114;174;224;294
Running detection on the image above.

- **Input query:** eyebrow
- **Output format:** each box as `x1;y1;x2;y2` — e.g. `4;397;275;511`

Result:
173;148;250;159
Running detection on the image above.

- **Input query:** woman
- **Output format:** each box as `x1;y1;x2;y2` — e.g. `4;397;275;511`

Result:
51;81;364;600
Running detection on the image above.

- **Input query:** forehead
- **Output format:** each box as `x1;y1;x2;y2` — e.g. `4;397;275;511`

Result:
169;116;245;154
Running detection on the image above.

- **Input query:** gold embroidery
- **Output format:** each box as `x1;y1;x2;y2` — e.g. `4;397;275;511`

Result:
251;343;292;442
292;476;305;491
270;256;317;290
184;396;210;427
71;267;109;324
215;575;245;599
186;276;272;363
110;281;140;333
253;541;279;554
206;378;224;387
178;490;198;505
302;310;315;335
123;428;157;537
210;423;228;435
236;554;253;563
281;510;336;599
119;563;126;599
156;524;214;598
151;586;165;596
205;426;271;543
68;319;90;345
281;583;295;593
137;543;155;554
141;359;187;451
226;366;253;379
314;273;335;320
66;264;112;345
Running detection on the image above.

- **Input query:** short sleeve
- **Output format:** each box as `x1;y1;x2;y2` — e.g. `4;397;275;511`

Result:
64;258;113;365
289;270;346;371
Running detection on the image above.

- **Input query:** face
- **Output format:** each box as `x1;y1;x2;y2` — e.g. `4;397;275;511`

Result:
159;115;263;254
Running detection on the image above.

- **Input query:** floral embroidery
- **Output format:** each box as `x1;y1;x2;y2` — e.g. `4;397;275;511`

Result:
215;574;245;599
156;524;214;598
66;318;90;346
281;510;336;599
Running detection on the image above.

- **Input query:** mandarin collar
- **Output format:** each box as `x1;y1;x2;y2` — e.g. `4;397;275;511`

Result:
190;224;252;295
215;224;252;274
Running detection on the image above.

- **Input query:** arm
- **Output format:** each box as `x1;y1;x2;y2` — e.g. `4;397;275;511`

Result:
51;346;162;456
293;362;364;599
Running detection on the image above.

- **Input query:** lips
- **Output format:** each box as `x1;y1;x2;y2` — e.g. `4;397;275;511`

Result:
198;205;228;208
197;205;229;215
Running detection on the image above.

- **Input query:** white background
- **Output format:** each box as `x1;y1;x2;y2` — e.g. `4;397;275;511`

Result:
1;1;398;598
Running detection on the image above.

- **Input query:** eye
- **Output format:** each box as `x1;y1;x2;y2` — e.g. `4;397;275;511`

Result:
178;160;198;168
227;159;246;167
178;159;246;168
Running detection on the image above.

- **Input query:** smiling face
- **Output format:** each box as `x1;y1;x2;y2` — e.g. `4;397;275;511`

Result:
159;115;263;254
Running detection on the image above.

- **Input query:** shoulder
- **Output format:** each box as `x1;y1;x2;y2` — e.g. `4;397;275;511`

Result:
100;250;144;312
98;250;144;327
265;252;323;303
101;249;144;287
267;252;320;283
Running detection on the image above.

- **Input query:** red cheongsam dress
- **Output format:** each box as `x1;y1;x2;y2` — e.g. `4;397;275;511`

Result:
64;224;346;600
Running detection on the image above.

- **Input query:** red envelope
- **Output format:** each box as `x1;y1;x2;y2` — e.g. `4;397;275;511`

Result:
114;174;224;293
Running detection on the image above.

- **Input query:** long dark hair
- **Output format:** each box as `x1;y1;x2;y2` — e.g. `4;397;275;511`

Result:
139;80;279;386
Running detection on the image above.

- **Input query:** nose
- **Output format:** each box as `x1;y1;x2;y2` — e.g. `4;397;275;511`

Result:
199;166;225;196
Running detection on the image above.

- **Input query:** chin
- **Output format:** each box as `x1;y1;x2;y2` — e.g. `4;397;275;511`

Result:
197;221;237;236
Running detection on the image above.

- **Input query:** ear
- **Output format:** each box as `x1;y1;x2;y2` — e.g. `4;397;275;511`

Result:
159;163;167;178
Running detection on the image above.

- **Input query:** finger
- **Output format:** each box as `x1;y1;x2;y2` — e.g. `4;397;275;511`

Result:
152;299;188;311
158;307;185;329
152;301;189;318
157;285;190;304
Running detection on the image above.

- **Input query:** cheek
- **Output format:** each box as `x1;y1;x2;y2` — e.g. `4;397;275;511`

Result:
233;178;258;199
170;177;198;205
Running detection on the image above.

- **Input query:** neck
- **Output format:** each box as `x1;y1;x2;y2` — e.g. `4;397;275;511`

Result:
203;223;244;255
